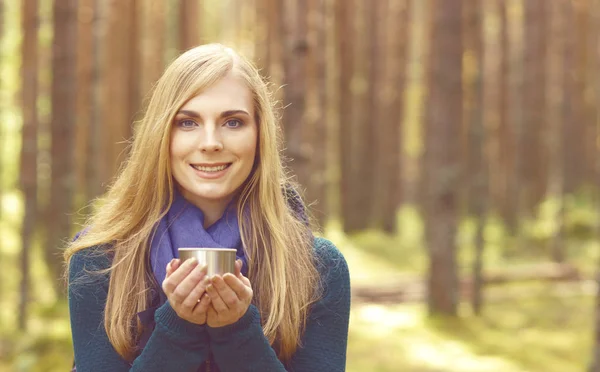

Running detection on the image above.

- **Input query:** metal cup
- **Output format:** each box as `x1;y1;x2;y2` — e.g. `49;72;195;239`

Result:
178;248;237;277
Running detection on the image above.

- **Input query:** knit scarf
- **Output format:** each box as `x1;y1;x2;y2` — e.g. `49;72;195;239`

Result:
149;189;247;286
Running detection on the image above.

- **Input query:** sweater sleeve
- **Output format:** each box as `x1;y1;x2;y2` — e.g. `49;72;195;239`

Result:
206;237;351;372
68;247;211;372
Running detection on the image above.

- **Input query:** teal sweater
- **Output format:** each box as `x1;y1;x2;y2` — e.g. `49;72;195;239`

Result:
68;237;350;372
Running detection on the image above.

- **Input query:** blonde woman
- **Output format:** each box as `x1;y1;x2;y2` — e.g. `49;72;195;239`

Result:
65;44;350;372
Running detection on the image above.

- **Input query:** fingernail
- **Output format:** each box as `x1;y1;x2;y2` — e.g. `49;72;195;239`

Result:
187;258;197;265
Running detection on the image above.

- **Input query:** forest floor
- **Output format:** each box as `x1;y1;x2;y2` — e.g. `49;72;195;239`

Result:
334;228;594;372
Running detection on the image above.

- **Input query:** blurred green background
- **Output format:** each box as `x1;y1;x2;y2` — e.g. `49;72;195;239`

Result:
1;0;600;371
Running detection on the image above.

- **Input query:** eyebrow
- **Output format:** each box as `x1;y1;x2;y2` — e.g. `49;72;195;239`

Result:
176;109;251;119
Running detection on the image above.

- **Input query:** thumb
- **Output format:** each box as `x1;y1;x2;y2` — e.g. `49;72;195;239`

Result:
234;259;243;277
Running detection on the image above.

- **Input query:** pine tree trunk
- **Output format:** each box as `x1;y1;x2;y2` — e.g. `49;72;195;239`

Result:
20;0;39;330
48;0;78;294
464;0;486;316
76;0;95;214
522;0;547;217
304;0;328;228
282;0;309;190
424;0;462;316
179;0;200;52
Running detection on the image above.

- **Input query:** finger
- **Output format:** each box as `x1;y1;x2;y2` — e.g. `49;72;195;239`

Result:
211;275;240;308
193;293;211;315
172;264;208;304
166;259;180;278
162;258;198;294
181;275;210;309
223;273;252;300
206;282;229;312
234;259;242;277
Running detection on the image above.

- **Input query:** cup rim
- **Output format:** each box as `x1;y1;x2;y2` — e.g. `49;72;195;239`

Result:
178;247;237;252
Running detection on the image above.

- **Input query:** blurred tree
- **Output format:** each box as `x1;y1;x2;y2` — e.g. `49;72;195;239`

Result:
547;0;567;265
464;0;486;315
75;0;96;213
565;0;589;195
179;0;200;52
100;0;138;184
591;0;600;366
140;0;166;96
506;0;525;238
282;0;310;195
424;0;462;315
522;0;547;218
48;0;77;293
498;0;513;230
368;0;409;233
335;0;356;232
19;0;39;330
303;0;328;227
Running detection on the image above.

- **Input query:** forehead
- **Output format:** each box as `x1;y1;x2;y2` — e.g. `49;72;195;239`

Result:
179;72;254;115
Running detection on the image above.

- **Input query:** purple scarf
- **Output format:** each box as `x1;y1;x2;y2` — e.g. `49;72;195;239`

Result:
150;190;248;285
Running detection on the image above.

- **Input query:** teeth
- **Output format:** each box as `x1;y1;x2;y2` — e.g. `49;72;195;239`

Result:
192;164;228;172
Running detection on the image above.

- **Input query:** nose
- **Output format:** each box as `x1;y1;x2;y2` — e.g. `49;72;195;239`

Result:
198;125;223;152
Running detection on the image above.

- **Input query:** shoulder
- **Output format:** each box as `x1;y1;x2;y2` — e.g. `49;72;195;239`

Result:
68;245;113;289
313;237;348;269
312;237;350;290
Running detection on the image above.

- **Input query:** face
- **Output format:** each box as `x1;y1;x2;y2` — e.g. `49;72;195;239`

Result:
170;71;258;212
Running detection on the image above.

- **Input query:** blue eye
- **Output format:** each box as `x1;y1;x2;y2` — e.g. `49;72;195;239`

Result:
225;119;243;128
178;119;197;128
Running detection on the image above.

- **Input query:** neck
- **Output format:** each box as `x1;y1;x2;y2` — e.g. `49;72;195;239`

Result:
178;189;235;228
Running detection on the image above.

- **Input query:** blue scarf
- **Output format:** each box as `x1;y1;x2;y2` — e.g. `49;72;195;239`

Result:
149;190;248;285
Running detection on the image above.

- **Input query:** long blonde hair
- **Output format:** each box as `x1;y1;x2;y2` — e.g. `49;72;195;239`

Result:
64;44;321;362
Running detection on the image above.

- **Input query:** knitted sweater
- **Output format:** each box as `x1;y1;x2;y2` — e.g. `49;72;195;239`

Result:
68;237;350;372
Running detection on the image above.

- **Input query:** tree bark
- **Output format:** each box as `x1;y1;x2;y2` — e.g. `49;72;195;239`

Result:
464;0;486;316
522;0;548;215
20;0;39;330
424;0;462;316
304;0;328;227
101;0;138;183
179;0;200;52
48;0;77;294
282;0;309;190
75;0;96;214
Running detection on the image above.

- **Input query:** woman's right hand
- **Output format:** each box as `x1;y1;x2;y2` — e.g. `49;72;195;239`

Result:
162;258;212;325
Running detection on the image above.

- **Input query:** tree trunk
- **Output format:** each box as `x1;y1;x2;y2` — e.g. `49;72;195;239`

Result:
424;0;462;316
304;0;328;228
179;0;200;52
591;0;600;367
368;0;409;233
101;0;138;183
76;0;96;215
20;0;39;330
140;0;166;96
547;0;568;264
48;0;77;294
282;0;309;190
336;0;358;232
464;0;486;316
522;0;548;217
506;0;525;239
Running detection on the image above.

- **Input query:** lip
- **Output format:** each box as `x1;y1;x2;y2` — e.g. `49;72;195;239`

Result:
189;163;231;180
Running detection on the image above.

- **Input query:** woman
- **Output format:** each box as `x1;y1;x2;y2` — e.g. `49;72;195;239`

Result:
65;44;350;372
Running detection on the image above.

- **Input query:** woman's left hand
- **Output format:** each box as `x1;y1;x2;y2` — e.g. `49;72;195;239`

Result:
206;259;253;328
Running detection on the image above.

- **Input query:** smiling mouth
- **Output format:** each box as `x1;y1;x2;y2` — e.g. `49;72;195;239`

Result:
190;163;231;172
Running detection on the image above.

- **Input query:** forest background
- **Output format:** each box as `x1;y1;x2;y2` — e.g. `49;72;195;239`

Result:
1;0;599;371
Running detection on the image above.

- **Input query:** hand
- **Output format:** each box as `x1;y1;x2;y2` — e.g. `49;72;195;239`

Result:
206;259;253;328
162;258;212;325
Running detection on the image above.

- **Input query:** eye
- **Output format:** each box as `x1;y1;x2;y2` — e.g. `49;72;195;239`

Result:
224;119;243;128
178;119;198;129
